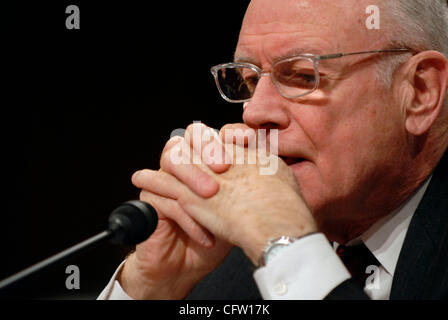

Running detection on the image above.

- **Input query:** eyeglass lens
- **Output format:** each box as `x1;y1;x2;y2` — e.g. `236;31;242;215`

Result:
215;58;318;102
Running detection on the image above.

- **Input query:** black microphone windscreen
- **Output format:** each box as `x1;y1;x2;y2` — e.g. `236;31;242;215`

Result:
108;200;158;245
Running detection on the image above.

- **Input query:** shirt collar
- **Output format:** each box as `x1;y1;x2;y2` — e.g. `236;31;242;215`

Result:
360;176;432;276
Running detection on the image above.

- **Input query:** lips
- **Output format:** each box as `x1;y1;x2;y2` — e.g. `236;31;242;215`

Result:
280;156;307;166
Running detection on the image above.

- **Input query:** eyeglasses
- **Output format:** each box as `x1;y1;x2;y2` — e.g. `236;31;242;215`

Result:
210;48;413;103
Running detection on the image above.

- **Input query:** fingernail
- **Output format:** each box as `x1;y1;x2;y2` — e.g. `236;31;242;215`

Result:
169;135;183;142
132;170;142;181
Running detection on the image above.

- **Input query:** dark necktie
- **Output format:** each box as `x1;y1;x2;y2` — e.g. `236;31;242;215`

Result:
336;242;381;288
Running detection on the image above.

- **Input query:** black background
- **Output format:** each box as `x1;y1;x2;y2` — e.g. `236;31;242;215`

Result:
2;1;249;299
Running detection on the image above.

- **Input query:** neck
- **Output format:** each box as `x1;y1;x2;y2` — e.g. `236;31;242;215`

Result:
318;156;435;244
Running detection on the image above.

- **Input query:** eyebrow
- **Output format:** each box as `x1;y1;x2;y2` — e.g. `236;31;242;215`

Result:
234;46;325;65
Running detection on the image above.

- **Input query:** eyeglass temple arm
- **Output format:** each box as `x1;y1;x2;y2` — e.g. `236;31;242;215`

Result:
317;48;413;61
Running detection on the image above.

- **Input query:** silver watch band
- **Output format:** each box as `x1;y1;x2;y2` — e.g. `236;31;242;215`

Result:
257;232;319;267
258;236;299;267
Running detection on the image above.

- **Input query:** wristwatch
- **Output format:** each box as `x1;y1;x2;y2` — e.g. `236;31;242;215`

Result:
258;236;300;267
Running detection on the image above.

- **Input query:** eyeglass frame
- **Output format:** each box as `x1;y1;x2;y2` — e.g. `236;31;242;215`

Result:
210;48;414;103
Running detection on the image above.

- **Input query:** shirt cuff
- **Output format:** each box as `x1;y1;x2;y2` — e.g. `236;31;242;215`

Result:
253;233;351;300
97;260;134;300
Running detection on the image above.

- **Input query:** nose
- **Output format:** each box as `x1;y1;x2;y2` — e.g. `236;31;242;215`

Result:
242;75;290;130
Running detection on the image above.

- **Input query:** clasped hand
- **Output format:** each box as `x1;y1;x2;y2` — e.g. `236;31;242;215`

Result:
119;123;317;299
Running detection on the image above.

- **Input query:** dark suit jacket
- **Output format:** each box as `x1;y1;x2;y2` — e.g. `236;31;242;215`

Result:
187;152;448;300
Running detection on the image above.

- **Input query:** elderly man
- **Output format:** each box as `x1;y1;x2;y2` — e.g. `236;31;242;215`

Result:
99;0;448;300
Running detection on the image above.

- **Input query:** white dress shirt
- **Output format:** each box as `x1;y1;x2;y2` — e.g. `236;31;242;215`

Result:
98;177;431;300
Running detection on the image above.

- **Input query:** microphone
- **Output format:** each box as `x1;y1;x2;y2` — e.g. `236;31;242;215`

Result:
0;200;158;291
108;200;158;245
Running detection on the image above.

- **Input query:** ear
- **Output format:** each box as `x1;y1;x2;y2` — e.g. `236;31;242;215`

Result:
404;51;448;136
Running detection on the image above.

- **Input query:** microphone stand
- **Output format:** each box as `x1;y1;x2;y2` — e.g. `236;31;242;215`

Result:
0;200;157;292
0;230;113;290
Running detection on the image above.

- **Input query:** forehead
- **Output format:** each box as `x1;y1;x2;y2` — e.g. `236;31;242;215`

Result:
235;0;383;63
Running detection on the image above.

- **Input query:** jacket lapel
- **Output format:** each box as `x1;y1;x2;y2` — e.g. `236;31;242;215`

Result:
391;152;448;299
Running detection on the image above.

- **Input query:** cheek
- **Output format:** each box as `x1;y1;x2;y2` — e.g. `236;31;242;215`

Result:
293;95;402;211
294;126;377;212
286;113;357;210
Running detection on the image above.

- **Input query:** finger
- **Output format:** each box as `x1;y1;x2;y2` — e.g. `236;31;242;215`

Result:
220;123;256;147
177;194;228;245
185;123;231;174
160;137;219;198
161;135;186;162
140;190;215;248
132;169;185;200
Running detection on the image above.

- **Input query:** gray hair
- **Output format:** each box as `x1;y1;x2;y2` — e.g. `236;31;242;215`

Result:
377;0;448;102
